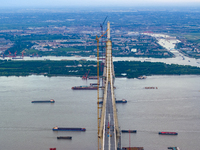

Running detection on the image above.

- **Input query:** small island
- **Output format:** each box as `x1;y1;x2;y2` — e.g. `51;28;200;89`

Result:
0;59;199;78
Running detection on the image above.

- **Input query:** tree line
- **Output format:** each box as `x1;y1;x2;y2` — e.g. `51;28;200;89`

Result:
0;60;200;78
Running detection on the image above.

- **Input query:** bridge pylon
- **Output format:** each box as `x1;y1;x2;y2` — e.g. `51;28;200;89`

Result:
97;21;121;150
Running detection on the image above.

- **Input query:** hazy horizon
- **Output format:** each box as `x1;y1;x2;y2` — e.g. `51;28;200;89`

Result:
1;0;200;8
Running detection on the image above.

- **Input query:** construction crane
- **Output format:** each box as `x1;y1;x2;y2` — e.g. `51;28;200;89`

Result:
6;50;16;57
82;69;90;80
21;50;26;57
100;16;108;84
8;50;13;57
96;28;109;150
100;16;108;35
8;50;11;55
14;51;17;57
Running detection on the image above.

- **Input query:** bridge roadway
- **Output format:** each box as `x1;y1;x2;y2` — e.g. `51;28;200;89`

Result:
103;82;115;150
101;67;120;150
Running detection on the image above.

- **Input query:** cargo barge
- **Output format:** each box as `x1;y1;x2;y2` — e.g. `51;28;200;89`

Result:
52;126;86;131
159;132;178;135
88;76;98;79
121;130;137;133
122;147;144;150
72;86;97;90
168;147;180;150
145;87;158;89
31;99;55;103
57;136;72;139
98;99;127;104
116;99;127;103
12;57;23;59
90;83;98;86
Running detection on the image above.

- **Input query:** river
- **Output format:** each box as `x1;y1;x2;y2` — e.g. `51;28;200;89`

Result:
0;75;200;150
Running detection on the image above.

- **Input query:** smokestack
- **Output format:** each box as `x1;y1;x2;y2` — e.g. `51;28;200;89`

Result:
107;21;110;39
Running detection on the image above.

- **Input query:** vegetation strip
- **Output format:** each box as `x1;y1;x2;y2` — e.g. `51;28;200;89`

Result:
0;60;199;78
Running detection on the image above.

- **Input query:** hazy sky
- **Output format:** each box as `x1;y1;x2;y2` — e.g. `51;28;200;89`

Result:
1;0;200;7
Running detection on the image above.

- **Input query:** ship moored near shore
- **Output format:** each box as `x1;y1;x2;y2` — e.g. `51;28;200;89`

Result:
137;76;147;79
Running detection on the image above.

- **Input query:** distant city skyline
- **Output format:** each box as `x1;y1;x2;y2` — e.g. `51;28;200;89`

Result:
1;0;200;8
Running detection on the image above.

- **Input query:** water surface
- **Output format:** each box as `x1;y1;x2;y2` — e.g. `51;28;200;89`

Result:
0;75;200;150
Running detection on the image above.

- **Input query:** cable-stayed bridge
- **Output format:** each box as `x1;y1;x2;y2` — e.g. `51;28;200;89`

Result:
97;22;121;150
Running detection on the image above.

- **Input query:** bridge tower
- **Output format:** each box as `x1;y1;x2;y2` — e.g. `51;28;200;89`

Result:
97;21;121;150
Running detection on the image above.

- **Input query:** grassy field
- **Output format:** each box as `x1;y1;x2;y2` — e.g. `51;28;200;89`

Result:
169;33;200;44
54;47;82;52
182;33;200;42
23;47;83;56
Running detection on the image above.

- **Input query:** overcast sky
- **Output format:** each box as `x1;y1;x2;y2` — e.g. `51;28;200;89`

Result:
1;0;200;7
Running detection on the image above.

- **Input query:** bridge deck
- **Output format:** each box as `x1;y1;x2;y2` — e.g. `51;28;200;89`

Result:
104;82;115;150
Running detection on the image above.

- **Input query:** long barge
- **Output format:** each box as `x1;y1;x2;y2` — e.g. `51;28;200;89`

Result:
145;87;158;89
122;147;144;150
90;83;98;86
31;99;55;103
52;126;86;131
57;136;72;139
98;99;127;104
12;57;23;59
116;99;127;103
88;76;98;79
121;130;137;133
168;147;180;150
71;85;97;90
159;132;178;135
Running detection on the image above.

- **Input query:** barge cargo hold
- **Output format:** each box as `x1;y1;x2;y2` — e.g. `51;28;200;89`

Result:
57;136;72;139
122;147;144;150
121;130;137;133
159;132;178;135
52;126;86;131
31;99;55;103
71;86;97;90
